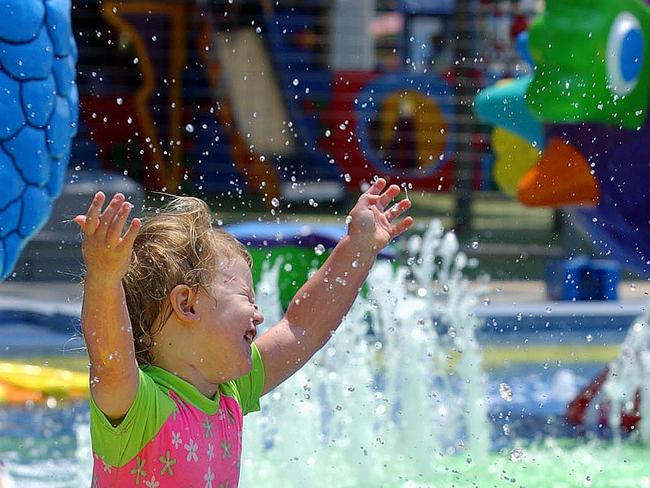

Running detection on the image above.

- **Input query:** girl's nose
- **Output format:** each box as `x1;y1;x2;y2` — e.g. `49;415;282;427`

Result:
253;304;264;325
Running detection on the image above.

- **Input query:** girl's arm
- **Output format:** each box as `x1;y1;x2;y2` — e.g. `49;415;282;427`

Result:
255;179;413;394
75;192;141;421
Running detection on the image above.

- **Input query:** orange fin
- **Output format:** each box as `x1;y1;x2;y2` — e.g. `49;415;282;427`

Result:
518;137;600;207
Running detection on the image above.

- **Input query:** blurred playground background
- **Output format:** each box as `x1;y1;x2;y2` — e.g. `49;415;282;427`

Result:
5;0;645;284
5;0;580;283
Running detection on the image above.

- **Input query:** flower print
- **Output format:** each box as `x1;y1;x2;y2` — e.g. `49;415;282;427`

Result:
220;441;232;459
130;456;147;485
159;450;176;476
203;417;213;438
217;407;226;421
207;443;215;461
204;466;215;488
171;431;182;449
145;475;160;488
185;438;199;462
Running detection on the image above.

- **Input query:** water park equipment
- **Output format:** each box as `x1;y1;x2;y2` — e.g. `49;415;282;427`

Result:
0;0;79;280
475;0;650;440
95;0;343;202
474;0;650;275
0;362;87;405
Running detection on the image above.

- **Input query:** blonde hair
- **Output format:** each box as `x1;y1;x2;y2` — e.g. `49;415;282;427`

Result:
122;196;251;366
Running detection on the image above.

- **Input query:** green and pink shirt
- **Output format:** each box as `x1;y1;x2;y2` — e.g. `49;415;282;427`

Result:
90;344;264;487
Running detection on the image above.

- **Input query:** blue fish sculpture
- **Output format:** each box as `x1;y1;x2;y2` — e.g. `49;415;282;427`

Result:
0;0;78;280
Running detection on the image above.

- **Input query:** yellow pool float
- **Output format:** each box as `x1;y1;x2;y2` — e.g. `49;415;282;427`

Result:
0;362;88;405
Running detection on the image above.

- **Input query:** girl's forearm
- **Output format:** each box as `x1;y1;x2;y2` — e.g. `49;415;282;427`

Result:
284;236;377;349
82;273;137;374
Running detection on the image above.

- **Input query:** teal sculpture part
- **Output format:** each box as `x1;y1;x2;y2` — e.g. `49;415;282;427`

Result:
0;0;78;280
474;74;544;147
526;0;650;130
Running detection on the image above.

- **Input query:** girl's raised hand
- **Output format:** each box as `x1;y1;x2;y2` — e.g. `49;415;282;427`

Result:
346;178;413;252
74;192;141;283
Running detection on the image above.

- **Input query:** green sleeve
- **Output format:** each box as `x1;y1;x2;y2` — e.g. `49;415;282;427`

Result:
89;369;175;468
221;342;265;415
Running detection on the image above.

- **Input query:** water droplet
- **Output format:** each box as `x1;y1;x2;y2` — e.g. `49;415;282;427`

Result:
586;334;593;343
471;241;479;249
345;215;352;225
325;129;331;137
292;78;299;86
509;447;524;462
271;197;280;208
185;124;194;133
499;383;513;402
351;259;360;268
343;173;351;182
314;244;325;256
116;97;123;105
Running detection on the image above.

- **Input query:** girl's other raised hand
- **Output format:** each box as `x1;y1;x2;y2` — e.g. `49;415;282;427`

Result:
74;192;141;283
346;178;413;252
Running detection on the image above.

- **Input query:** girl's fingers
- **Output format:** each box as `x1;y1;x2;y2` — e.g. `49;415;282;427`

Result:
391;216;414;238
366;178;387;195
107;202;133;246
96;194;125;240
83;192;105;236
377;184;400;210
120;218;142;250
74;215;86;230
385;198;411;222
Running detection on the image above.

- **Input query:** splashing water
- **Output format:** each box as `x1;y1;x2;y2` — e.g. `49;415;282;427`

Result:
4;221;650;487
242;219;490;486
603;307;650;443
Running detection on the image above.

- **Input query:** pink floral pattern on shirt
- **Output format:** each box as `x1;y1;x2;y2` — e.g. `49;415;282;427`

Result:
92;391;243;487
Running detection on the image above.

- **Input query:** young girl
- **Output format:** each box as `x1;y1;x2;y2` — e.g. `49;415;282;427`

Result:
74;178;412;487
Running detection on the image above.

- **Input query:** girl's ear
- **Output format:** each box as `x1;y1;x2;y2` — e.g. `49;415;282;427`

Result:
169;284;199;323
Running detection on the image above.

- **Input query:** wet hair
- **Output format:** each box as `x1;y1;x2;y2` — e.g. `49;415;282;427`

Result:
122;196;251;366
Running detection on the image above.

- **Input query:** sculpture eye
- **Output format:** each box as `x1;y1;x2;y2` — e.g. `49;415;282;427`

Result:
606;12;644;96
